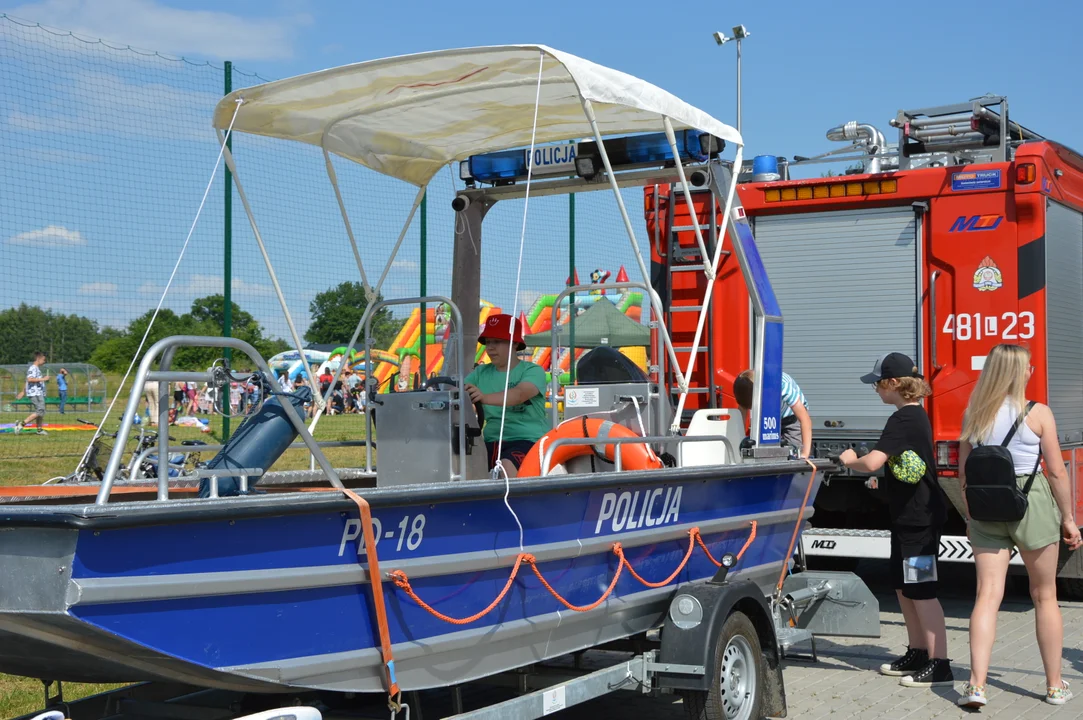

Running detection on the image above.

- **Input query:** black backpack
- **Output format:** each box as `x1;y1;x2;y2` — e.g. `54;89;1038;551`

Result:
964;401;1040;523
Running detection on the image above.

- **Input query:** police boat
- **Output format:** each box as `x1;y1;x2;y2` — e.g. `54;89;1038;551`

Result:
0;46;878;717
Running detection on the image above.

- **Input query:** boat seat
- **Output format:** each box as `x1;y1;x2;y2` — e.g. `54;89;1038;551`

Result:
682;408;743;466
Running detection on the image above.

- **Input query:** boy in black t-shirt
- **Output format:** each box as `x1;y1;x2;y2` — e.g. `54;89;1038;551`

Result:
838;353;952;688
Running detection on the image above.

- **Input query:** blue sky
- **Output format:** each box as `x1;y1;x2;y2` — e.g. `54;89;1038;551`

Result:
1;0;1081;340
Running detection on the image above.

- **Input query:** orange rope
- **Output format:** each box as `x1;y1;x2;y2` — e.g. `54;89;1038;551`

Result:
696;521;758;567
736;520;758;560
390;522;765;623
388;553;532;625
528;549;625;612
619;529;698;588
776;459;818;594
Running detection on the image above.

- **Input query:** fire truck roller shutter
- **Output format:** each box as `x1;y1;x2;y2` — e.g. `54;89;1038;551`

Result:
751;207;918;434
1046;200;1083;444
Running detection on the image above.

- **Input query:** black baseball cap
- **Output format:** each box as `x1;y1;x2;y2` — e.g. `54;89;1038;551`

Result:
860;352;922;384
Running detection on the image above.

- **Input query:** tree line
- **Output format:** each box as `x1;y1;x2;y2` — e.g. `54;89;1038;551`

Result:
0;281;405;372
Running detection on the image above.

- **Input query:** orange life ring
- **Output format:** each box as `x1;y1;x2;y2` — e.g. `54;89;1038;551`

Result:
518;417;664;477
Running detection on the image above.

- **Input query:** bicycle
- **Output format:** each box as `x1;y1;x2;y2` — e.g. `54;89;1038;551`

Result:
45;419;206;484
127;427;207;481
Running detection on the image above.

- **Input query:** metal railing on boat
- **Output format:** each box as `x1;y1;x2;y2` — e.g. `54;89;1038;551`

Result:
191;467;264;498
363;295;466;480
127;440;377;481
97;336;342;505
545;281;665;428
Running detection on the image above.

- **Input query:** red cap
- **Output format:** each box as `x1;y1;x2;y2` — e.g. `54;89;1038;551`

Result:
479;313;526;348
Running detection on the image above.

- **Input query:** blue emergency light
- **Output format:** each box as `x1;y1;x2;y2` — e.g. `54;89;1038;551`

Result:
463;148;532;183
460;129;723;185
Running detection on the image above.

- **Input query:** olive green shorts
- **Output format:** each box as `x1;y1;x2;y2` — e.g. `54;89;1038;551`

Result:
969;471;1062;552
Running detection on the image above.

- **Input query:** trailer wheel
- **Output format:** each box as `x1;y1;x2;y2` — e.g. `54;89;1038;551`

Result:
683;610;764;720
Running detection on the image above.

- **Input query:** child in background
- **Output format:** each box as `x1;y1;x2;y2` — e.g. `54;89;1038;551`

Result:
729;368;812;459
838;352;952;688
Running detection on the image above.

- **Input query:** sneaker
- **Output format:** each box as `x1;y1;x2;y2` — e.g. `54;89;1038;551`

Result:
900;658;955;688
13;421;23;434
957;683;987;707
35;429;47;436
1047;681;1072;705
880;647;929;677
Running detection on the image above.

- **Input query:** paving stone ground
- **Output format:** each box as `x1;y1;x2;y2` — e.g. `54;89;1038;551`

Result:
546;559;1083;719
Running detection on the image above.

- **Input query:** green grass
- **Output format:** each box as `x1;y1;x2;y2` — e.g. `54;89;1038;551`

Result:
0;385;376;716
0;675;125;719
0;378;374;486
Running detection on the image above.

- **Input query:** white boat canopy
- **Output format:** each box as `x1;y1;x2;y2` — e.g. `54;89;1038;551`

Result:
212;44;743;186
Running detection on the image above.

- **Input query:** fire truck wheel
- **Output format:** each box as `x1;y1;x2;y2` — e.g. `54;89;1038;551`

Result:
683;610;765;720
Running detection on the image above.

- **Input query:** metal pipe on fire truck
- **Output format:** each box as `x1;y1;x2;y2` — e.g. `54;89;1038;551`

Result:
824;121;887;173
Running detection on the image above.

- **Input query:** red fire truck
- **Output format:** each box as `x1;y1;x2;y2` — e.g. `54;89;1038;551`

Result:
646;96;1083;595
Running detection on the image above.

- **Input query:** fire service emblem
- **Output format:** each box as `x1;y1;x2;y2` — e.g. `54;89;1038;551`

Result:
973;256;1003;292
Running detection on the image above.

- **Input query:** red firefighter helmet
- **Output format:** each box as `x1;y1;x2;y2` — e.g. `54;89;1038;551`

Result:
479;313;526;349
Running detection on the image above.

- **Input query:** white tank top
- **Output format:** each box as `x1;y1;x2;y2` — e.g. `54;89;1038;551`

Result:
982;399;1041;474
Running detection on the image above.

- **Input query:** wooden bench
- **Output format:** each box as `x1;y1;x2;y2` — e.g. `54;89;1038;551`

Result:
11;396;103;407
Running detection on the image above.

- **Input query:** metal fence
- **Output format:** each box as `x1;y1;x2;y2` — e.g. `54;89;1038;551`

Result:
0;13;650;470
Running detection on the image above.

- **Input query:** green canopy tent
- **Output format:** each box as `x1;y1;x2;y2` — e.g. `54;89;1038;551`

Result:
524;297;649;349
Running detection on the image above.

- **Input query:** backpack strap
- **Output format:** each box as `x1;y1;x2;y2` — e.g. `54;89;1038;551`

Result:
1021;452;1042;495
1012;401;1040;495
1000;400;1037;447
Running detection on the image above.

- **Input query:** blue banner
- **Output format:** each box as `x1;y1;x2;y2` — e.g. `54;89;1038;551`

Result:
757;321;784;446
732;219;782;318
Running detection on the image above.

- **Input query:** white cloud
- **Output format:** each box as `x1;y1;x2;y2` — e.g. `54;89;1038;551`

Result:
8;147;104;164
6;74;220;142
391;259;419;270
78;282;118;295
384;283;416;297
186;275;227;296
517;290;545;311
6;224;86;246
135;275;273;298
6;0;309;61
194;275;274;297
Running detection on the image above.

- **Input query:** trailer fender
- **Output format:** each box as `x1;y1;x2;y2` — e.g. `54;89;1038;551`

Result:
657;579;786;717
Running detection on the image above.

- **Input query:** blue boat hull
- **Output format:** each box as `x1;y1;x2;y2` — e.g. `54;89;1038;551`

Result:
0;461;819;692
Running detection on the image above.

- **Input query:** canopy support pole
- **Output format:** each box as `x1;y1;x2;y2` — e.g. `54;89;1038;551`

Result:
306;185;427;435
670;151;743;432
219;136;322;407
578;98;685;394
661;116;713;279
322;148;375;298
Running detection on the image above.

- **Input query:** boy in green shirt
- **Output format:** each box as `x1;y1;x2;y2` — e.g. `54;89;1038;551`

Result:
464;314;549;477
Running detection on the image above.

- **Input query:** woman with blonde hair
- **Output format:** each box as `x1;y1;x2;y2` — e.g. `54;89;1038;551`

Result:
957;343;1082;708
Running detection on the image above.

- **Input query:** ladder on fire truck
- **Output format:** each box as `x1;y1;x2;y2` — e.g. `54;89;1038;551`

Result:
893;95;1045;169
656;183;723;427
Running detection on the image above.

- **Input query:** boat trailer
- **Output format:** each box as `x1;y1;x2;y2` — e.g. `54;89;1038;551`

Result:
13;568;876;720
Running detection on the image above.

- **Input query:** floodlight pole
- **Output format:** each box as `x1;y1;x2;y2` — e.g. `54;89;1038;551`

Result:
735;36;742;134
713;25;749;134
